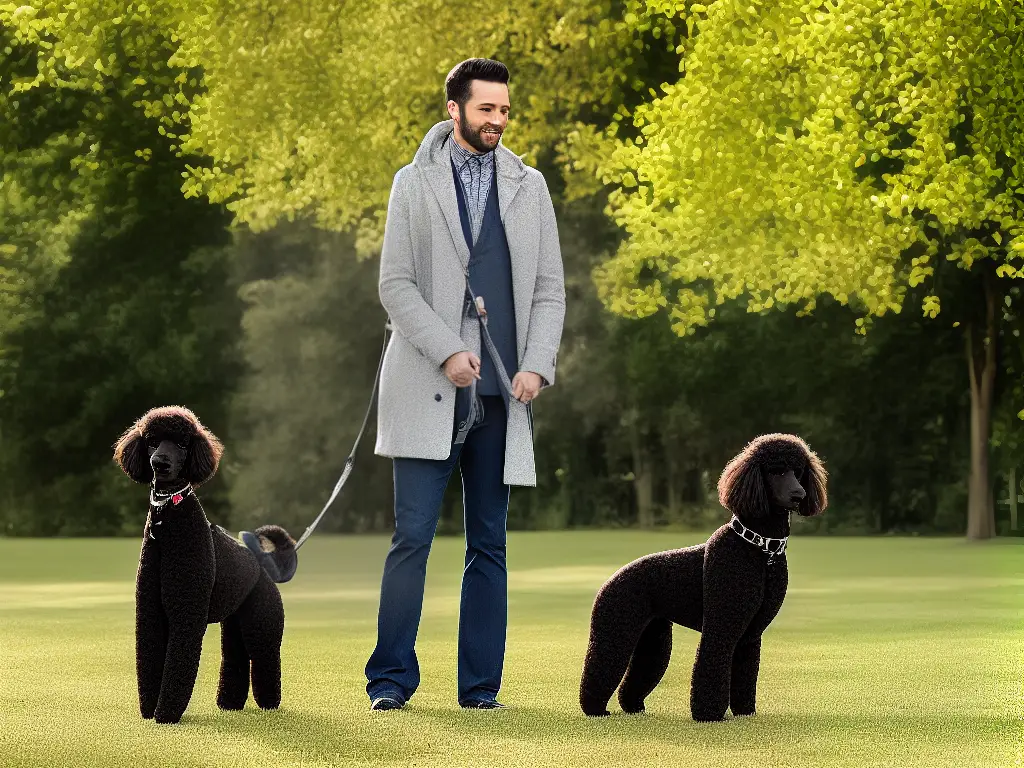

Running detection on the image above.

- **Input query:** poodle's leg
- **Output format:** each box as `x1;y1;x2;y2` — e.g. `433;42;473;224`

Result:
153;610;209;724
136;538;167;720
690;628;746;722
690;574;761;722
238;572;285;710
580;588;649;716
217;613;250;711
153;538;215;725
729;634;762;716
617;617;673;714
730;564;786;717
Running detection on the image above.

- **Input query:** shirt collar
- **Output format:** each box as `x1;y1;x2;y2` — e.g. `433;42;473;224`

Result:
449;132;494;170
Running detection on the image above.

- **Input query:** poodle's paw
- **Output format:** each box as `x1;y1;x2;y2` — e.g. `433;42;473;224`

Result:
140;698;157;720
254;693;281;711
580;696;611;717
618;699;646;715
731;708;756;717
217;697;247;712
154;708;185;725
691;710;728;723
580;689;613;717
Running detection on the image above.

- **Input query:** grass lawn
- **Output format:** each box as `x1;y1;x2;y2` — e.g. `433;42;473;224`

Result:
0;530;1020;767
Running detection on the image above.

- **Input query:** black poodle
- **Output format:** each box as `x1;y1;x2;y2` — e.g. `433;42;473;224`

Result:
113;406;297;724
579;433;827;721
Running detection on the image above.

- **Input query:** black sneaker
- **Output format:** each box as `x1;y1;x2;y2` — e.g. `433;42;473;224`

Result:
461;699;506;710
370;696;405;711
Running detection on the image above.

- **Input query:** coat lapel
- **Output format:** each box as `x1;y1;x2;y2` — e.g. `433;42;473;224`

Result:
496;150;525;224
495;151;534;362
422;139;471;270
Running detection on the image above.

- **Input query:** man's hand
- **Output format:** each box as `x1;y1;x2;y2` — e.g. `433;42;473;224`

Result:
443;351;481;387
511;371;543;404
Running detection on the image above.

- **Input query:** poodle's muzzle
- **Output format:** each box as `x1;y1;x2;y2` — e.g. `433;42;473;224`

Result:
149;438;187;482
768;469;806;510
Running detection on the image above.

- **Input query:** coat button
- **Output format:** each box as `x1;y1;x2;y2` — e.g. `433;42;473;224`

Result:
434;393;442;402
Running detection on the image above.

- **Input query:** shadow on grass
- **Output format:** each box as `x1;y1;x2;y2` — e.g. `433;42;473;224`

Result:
185;707;410;764
182;701;1016;765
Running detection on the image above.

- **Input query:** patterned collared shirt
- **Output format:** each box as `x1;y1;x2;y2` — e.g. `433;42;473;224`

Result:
449;134;495;246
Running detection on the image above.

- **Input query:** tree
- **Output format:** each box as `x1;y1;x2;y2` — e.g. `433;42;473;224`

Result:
0;1;239;534
1;0;207;391
582;0;1024;539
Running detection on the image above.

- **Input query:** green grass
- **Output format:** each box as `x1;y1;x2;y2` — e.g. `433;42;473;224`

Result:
0;531;1021;767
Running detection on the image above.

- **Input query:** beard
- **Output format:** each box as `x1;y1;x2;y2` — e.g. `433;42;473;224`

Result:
458;105;502;153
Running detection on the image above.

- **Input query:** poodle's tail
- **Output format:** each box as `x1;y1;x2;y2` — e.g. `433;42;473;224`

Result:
240;525;298;584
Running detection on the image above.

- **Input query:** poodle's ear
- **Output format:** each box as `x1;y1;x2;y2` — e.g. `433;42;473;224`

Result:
113;427;152;484
799;452;828;517
185;424;224;486
718;450;769;519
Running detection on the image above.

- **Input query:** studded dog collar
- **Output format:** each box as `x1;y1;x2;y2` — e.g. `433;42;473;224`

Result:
729;515;788;565
149;483;194;510
147;483;194;541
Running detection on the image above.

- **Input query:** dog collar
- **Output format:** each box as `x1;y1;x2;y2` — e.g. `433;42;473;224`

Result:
729;515;788;563
149;483;194;510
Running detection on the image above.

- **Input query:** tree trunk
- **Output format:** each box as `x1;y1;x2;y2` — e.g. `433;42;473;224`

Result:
965;269;999;540
1009;467;1018;532
663;433;680;521
631;420;655;529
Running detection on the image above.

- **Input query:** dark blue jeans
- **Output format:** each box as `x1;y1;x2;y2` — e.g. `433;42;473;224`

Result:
365;393;509;706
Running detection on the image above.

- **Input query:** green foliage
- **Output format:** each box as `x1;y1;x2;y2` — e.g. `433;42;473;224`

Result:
0;166;238;535
1;0;683;250
0;0;200;390
586;0;1024;334
0;0;239;534
167;0;683;250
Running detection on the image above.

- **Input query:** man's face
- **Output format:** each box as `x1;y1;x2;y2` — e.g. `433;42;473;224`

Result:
447;80;510;154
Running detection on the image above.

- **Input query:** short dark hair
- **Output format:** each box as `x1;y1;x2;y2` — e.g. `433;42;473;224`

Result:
445;58;509;107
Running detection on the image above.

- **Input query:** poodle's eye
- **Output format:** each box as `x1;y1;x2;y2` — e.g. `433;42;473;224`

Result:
767;466;786;476
144;435;188;451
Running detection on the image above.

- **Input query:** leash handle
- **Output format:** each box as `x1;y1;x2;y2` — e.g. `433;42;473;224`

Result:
453;277;522;444
463;278;517;401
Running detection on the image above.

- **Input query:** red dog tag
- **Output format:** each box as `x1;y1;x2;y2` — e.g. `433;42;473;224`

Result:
172;493;184;505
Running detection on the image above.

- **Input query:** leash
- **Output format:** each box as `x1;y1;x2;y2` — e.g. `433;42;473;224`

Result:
289;265;517;546
242;274;519;564
449;147;527;444
239;322;390;568
291;323;391;550
285;265;519;545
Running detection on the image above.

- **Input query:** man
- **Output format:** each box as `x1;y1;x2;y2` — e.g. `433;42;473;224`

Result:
366;58;565;711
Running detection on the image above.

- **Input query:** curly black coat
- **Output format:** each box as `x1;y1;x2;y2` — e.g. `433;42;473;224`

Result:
579;433;827;721
114;406;295;724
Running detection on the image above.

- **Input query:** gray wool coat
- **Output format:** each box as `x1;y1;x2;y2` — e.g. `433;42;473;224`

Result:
374;120;566;486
